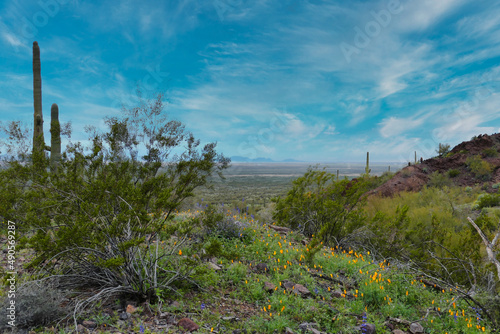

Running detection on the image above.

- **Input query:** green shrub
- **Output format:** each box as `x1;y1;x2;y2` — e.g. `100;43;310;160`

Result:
492;183;500;190
198;205;250;240
466;155;493;180
436;143;451;157
273;168;367;247
0;93;230;302
447;169;460;178
482;147;498;158
366;186;484;287
428;171;451;187
472;193;500;210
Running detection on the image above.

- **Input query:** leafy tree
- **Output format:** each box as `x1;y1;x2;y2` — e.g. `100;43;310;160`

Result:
272;168;368;248
0;93;229;302
436;143;451;157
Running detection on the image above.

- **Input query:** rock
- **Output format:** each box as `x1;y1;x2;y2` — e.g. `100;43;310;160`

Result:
264;281;276;292
307;328;323;334
82;320;97;329
282;280;296;290
178;318;199;332
170;301;181;308
359;323;376;334
256;263;269;273
331;289;343;298
207;262;222;270
409;322;424;334
268;225;291;233
119;312;130;320
285;327;295;334
126;304;137;314
294;284;311;298
159;312;176;324
299;322;318;332
76;324;88;333
392;330;406;334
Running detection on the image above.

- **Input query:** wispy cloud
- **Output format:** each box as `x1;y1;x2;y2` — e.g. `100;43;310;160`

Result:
2;0;500;162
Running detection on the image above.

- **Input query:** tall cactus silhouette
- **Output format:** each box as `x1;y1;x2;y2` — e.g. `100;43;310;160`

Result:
50;103;61;172
31;41;61;172
32;41;45;160
365;152;371;175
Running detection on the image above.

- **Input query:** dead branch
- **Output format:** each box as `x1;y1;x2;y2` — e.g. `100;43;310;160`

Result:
467;217;500;282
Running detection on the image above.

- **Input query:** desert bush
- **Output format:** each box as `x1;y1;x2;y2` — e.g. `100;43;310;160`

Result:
197;204;250;240
472;193;500;210
436;143;451;157
466;155;493;180
400;169;412;178
447;169;460;178
272;168;367;247
0;281;68;330
0;92;229;303
428;171;451;187
482;147;498;158
366;187;485;287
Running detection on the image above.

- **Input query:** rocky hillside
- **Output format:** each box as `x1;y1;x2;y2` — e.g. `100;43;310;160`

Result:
369;133;500;197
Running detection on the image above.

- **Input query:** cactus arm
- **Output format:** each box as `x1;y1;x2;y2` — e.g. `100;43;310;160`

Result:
50;103;61;172
32;41;44;154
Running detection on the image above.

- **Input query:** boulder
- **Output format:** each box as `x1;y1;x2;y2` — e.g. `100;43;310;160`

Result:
264;281;276;293
409;322;424;334
294;284;311;298
178;318;199;332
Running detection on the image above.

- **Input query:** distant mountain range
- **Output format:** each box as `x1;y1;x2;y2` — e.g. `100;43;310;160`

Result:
230;156;303;163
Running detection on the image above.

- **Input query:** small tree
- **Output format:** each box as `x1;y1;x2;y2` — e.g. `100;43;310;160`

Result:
436;143;451;157
272;168;367;247
0;93;229;306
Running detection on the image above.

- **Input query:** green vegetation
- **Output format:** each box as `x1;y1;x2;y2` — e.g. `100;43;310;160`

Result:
482;148;499;158
472;193;500;210
0;93;229;308
1;206;496;333
272;168;367;247
428;171;452;187
466;155;494;180
436;143;451;157
448;169;460;178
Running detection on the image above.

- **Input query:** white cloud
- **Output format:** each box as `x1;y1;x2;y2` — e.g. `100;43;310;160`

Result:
397;0;467;32
379;116;425;138
2;31;28;51
433;93;500;144
324;125;337;135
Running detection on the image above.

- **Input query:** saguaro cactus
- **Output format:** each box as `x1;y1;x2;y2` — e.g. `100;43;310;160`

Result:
365;152;371;175
50;103;61;171
32;41;45;155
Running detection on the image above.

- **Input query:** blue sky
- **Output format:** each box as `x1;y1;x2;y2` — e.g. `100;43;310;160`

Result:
1;0;500;162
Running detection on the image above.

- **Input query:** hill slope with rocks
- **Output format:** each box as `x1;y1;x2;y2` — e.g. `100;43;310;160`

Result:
369;133;500;197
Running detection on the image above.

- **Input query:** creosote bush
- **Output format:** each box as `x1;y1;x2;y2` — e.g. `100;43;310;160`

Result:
272;168;368;249
0;92;230;305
